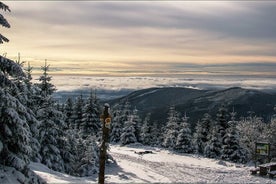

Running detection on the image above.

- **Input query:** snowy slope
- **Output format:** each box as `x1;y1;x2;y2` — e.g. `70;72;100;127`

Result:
30;144;276;183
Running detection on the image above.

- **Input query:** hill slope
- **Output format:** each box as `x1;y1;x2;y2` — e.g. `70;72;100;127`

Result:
108;87;276;125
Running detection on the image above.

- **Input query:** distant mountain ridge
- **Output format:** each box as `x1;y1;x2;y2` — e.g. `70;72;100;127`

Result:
108;87;276;127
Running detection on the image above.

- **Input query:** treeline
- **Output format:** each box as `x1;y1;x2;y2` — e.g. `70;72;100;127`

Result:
0;57;102;183
109;100;276;164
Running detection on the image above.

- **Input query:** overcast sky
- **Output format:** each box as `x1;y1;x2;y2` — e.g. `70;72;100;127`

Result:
1;1;276;76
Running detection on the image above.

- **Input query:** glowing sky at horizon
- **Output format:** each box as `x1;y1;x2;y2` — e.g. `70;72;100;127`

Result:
1;1;276;76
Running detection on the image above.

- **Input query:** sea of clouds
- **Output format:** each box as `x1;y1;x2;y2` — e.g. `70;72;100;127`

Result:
32;75;276;92
31;75;276;100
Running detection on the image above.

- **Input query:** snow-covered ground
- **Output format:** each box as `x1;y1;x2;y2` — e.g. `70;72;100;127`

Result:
28;144;276;183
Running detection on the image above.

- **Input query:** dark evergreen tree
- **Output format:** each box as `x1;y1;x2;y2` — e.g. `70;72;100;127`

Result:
140;113;153;145
193;113;212;154
72;94;84;130
132;107;142;142
151;121;162;146
204;105;229;158
80;91;101;139
36;61;65;172
216;104;229;140
36;60;56;102
64;97;74;129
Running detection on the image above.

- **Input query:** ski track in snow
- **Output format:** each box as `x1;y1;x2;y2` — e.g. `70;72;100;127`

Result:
107;145;276;183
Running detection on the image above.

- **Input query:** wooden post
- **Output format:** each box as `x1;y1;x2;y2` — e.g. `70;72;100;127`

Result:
98;103;111;184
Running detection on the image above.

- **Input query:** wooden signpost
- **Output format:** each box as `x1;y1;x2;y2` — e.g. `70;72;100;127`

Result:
98;103;111;184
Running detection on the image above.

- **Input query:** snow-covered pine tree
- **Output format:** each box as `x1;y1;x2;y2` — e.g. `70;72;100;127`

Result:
204;127;222;158
140;113;152;145
110;112;123;143
0;56;45;183
132;107;142;142
0;87;32;172
221;120;248;163
36;61;65;172
175;113;194;153
14;61;42;162
0;2;10;43
80;90;101;139
110;101;128;143
193;113;212;154
122;100;132;121
36;60;56;103
204;104;229;158
120;114;137;145
76;135;99;176
151;120;162;146
162;106;180;149
62;127;78;175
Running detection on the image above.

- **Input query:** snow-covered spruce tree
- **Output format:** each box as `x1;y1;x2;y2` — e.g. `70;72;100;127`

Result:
110;116;123;143
120;114;137;145
175;114;194;153
132;107;142;142
12;61;42;162
76;135;99;176
72;94;84;130
0;86;32;172
0;56;45;183
110;101;129;143
36;61;65;172
204;127;222;158
162;106;181;149
140;113;152;145
151;120;163;146
0;1;10;44
62;127;78;175
204;105;229;158
193;113;212;154
221;121;248;163
80;90;101;139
